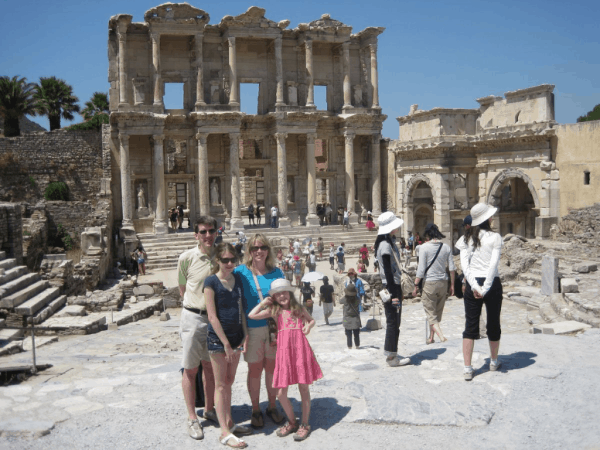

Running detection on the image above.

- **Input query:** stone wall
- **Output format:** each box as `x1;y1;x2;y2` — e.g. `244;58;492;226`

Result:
0;202;23;264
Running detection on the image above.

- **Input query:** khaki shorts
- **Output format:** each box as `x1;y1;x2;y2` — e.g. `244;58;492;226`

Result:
243;326;276;364
421;280;449;325
179;308;210;369
322;302;334;317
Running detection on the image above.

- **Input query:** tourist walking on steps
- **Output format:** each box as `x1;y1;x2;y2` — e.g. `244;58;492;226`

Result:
375;211;411;367
292;255;302;286
255;204;261;225
170;207;179;231
325;202;332;225
359;243;370;268
412;223;455;344
458;204;503;381
204;243;252;448
365;211;376;231
248;203;255;226
342;207;351;231
178;205;185;229
336;245;345;274
300;282;315;315
248;279;323;441
319;276;335;325
132;245;147;276
329;243;335;270
233;234;286;427
270;204;278;228
317;237;324;261
177;216;219;440
340;283;361;349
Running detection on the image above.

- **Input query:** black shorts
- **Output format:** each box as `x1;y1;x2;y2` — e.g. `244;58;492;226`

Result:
207;330;244;353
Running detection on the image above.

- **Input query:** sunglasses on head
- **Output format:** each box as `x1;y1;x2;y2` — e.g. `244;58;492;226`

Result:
250;245;269;252
198;228;217;235
220;257;237;264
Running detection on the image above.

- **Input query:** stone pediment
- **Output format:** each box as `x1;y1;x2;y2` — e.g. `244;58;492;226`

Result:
297;14;352;34
144;3;209;25
220;6;289;30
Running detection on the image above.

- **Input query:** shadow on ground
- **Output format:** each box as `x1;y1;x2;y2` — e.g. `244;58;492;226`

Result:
409;348;447;366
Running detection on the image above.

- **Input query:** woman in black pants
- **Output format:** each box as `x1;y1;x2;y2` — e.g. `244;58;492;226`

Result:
375;212;411;367
459;203;503;381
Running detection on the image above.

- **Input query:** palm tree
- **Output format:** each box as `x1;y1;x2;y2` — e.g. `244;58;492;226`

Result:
81;92;109;120
0;76;38;137
34;76;80;131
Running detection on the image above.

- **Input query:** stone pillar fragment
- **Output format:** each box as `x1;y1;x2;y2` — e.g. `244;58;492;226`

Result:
305;40;314;107
229;133;244;230
541;255;559;295
151;32;163;107
119;134;133;229
153;135;168;234
342;42;352;109
228;37;239;106
196;133;209;216
195;33;205;108
306;133;320;226
344;131;356;221
275;133;291;227
117;23;128;107
369;44;380;109
275;37;284;107
371;134;382;216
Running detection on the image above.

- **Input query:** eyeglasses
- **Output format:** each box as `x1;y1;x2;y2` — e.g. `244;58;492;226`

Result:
220;258;237;264
198;229;217;235
250;245;269;252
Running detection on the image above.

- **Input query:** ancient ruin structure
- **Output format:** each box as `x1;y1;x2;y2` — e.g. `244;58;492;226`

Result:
388;84;560;244
107;3;386;234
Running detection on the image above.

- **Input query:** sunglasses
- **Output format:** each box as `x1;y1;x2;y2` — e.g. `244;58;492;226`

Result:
198;229;217;235
250;245;269;252
219;257;237;264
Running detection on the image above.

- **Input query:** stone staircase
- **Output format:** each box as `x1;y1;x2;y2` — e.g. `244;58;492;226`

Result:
0;251;67;344
139;224;380;271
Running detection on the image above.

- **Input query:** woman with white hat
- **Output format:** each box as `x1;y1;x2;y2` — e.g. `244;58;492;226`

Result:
374;211;411;367
460;203;503;381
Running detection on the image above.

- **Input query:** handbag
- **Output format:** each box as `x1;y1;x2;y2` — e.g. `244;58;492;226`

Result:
417;243;443;291
251;271;278;345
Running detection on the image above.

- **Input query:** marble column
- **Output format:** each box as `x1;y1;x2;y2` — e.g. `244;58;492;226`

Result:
229;133;244;229
371;134;382;216
275;133;291;227
305;40;314;107
306;133;320;226
344;131;357;223
151;32;163;107
196;133;209;216
342;42;352;109
195;33;205;108
119;134;133;229
152;134;168;234
228;37;239;106
369;44;380;109
275;37;284;107
117;23;128;107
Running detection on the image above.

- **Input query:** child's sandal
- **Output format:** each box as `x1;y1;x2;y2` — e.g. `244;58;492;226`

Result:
293;424;311;441
276;420;299;437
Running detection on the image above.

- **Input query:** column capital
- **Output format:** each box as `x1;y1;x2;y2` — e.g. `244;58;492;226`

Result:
342;41;350;50
195;32;204;41
152;134;165;143
150;30;160;43
369;43;378;53
275;132;288;142
119;133;130;145
305;39;313;50
306;133;317;144
371;134;381;144
227;36;236;48
195;132;208;144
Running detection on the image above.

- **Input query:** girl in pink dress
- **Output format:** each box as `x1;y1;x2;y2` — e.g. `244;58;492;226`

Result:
248;279;322;441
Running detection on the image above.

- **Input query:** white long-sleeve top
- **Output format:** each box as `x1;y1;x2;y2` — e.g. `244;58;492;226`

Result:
456;230;503;296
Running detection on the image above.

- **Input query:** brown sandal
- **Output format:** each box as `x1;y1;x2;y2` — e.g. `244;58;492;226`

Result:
293;424;311;441
250;410;264;428
266;407;285;424
276;420;299;437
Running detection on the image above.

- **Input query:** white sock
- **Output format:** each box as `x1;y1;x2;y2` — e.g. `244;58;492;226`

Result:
491;359;498;365
464;365;473;372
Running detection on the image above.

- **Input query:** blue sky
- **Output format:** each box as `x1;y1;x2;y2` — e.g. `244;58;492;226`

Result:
2;0;598;138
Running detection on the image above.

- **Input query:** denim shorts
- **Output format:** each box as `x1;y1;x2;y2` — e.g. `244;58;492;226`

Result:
207;331;244;354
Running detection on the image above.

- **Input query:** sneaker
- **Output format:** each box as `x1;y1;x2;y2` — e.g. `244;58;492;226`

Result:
397;356;411;366
490;360;502;371
187;419;204;440
464;368;474;381
203;409;218;424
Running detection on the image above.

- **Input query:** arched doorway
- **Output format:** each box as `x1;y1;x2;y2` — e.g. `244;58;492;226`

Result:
489;172;538;238
411;181;434;237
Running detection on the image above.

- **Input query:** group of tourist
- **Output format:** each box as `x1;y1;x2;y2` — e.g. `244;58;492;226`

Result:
176;201;503;446
246;203;262;226
170;205;185;230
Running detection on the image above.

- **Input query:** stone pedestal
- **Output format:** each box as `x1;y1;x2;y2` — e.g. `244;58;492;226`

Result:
154;221;169;235
541;255;559;295
278;216;292;228
229;217;245;231
305;215;320;227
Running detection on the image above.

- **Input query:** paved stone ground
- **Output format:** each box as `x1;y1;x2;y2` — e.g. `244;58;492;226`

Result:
1;257;599;449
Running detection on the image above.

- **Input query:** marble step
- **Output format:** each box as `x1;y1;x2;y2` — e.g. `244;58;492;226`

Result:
0;273;42;303
564;293;600;319
0;258;16;271
550;293;600;328
0;280;49;309
0;250;6;260
539;296;564;323
15;287;61;316
27;295;68;325
0;265;29;286
0;327;24;343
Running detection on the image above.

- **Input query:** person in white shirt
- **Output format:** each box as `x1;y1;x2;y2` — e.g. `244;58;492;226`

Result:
270;204;278;228
458;203;503;381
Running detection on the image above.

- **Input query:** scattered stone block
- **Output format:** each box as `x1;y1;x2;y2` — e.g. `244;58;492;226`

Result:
366;318;381;330
154;310;161;316
55;305;87;317
532;320;592;335
160;312;170;321
541;255;559;295
130;296;138;303
561;278;579;293
572;263;598;273
133;285;155;296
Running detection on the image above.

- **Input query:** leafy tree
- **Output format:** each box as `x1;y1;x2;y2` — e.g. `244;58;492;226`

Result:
67;113;109;132
34;76;80;131
577;104;600;123
0;76;38;137
81;92;109;120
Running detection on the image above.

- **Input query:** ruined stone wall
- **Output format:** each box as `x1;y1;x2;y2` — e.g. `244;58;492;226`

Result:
0;202;23;264
0;130;103;203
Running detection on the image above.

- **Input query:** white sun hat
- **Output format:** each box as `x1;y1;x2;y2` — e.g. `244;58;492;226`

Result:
268;278;295;296
377;211;404;235
470;203;498;226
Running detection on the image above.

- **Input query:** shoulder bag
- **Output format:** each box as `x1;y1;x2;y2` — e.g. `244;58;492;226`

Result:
417;243;443;291
251;270;278;345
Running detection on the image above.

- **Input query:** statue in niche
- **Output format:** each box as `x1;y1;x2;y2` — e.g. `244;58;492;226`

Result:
137;184;146;209
287;81;298;106
210;179;220;205
353;85;363;107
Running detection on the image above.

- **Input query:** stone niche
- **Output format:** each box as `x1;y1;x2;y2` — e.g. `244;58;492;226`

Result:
165;139;187;174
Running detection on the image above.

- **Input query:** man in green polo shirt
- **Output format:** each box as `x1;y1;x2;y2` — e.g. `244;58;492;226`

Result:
178;216;218;440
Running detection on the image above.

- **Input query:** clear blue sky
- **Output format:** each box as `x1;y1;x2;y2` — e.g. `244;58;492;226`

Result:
2;0;599;138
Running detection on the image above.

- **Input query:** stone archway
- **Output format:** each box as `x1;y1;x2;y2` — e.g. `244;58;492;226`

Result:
404;174;435;238
487;169;540;209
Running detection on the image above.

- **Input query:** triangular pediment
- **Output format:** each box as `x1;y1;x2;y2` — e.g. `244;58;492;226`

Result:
220;6;289;30
144;3;209;25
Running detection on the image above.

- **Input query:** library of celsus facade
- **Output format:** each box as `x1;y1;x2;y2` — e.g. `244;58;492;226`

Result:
388;84;560;244
107;4;386;234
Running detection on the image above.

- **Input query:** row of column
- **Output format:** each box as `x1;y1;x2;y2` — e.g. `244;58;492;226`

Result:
118;29;380;109
119;131;382;232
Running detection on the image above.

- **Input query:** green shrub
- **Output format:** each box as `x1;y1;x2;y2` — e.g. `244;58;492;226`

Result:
28;175;36;188
44;181;69;201
57;224;74;250
67;113;109;131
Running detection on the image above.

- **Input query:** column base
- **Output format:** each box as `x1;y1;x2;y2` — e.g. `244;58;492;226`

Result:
349;214;360;226
229;217;245;231
119;224;136;241
154;220;169;235
305;214;320;227
195;101;206;109
278;216;292;228
342;105;354;112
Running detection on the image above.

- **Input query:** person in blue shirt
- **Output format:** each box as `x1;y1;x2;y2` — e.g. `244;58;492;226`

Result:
344;268;366;312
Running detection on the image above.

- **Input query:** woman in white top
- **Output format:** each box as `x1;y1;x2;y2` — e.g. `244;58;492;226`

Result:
458;203;503;381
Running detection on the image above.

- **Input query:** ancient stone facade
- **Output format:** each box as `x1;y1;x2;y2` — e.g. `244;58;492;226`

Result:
107;4;386;234
389;84;559;244
0;202;23;264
